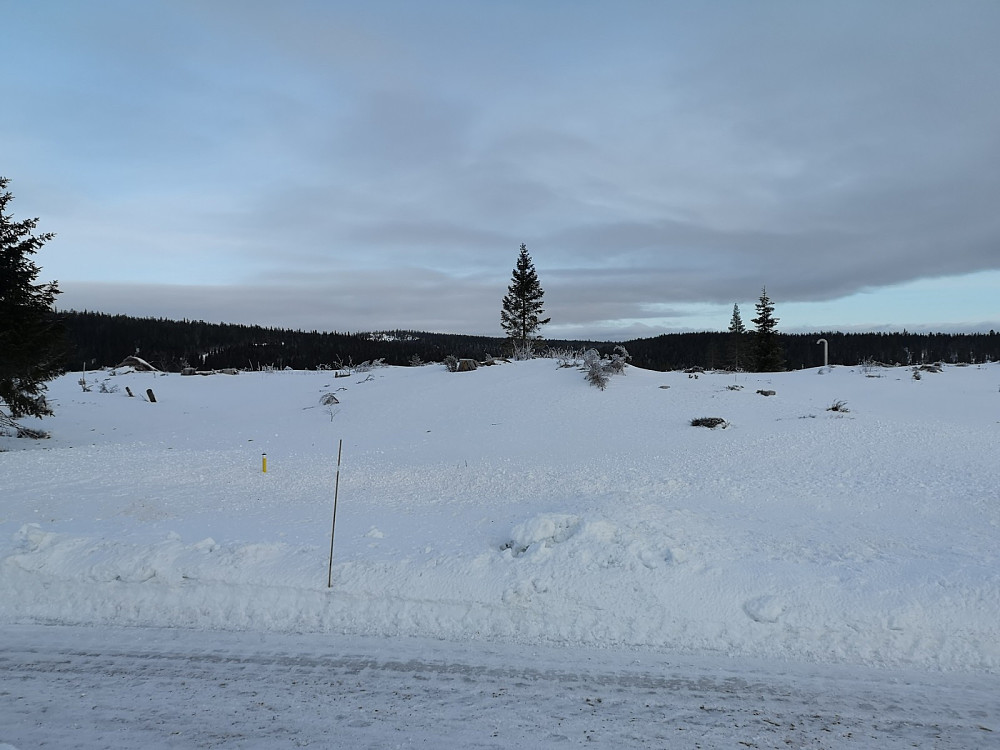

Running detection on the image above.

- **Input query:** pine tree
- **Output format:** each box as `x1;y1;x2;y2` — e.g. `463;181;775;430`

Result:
0;177;65;435
728;304;746;335
726;303;747;370
750;287;784;372
500;244;550;358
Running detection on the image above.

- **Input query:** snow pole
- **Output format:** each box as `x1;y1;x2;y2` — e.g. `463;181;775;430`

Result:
262;452;267;473
327;439;343;588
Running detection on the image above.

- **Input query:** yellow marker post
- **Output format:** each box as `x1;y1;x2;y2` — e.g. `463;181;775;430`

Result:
262;453;267;473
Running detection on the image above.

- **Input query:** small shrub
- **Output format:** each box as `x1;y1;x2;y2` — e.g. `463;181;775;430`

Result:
353;358;385;373
545;347;583;367
16;425;50;439
690;417;728;429
443;355;460;373
510;341;535;361
605;345;631;374
826;399;849;413
584;349;609;390
580;347;632;390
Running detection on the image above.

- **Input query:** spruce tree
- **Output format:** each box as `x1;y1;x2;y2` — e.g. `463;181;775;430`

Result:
500;244;550;358
727;303;746;370
0;177;65;435
750;287;784;372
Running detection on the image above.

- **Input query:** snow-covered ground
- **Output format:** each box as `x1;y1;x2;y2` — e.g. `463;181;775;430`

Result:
2;359;998;747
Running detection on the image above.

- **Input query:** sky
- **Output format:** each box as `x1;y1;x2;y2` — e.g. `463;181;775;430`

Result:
3;0;999;341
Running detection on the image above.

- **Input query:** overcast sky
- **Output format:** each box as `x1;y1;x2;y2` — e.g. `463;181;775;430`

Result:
3;1;999;340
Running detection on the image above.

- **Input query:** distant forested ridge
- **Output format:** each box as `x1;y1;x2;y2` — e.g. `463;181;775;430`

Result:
62;311;505;371
626;329;1000;371
60;310;999;373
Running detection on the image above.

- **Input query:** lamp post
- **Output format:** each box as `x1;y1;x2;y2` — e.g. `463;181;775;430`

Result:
817;338;829;368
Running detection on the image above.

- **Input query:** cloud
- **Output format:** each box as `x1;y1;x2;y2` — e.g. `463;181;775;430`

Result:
7;1;1000;338
58;271;503;336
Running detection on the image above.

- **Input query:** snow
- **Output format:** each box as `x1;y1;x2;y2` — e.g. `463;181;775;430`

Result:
2;359;999;747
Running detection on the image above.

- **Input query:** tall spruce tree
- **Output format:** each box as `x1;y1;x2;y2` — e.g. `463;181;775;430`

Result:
500;244;550;358
750;287;784;372
0;177;65;435
727;303;747;370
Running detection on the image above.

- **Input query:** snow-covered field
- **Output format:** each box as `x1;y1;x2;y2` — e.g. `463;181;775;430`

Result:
2;359;999;747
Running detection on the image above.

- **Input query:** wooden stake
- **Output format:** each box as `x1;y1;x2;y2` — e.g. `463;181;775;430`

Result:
327;439;343;588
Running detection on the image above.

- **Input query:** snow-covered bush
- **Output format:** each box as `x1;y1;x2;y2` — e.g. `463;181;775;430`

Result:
581;347;631;390
21;425;50;438
582;349;608;390
545;347;584;368
510;340;536;361
353;358;385;373
605;345;631;374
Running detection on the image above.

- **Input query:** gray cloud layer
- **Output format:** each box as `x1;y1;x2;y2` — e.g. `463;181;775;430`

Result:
5;1;1000;337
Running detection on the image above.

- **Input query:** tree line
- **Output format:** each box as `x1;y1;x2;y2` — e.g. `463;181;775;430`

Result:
626;329;1000;371
59;310;608;371
58;309;1000;373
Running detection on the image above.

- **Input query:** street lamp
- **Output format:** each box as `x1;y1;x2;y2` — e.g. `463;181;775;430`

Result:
817;338;829;368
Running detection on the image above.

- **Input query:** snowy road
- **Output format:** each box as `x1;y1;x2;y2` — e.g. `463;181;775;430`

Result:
2;625;997;749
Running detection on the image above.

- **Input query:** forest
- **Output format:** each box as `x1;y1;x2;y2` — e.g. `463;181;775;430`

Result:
59;310;1000;374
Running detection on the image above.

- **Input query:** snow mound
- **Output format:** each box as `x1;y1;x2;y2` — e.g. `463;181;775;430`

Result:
743;594;786;624
502;513;674;570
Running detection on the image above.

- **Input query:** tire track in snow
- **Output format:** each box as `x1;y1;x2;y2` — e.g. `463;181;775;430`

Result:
1;625;997;749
